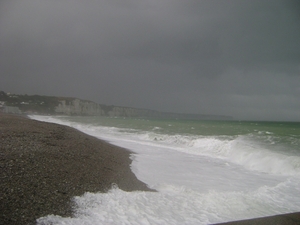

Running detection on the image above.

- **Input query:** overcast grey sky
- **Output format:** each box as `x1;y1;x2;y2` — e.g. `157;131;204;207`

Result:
0;0;299;121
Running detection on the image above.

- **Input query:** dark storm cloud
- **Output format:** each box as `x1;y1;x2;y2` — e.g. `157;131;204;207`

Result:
0;0;299;121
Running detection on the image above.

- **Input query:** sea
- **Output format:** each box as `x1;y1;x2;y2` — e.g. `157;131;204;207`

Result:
28;115;300;225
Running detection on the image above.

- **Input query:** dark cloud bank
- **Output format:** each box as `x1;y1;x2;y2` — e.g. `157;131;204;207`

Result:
0;0;299;121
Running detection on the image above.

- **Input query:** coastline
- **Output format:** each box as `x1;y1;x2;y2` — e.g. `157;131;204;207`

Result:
0;113;153;225
1;113;299;225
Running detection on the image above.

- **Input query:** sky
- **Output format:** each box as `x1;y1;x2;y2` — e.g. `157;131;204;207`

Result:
0;0;299;121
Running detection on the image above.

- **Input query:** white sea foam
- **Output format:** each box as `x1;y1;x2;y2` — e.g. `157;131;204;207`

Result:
29;115;300;224
186;136;300;176
29;115;300;176
37;178;300;225
117;131;300;176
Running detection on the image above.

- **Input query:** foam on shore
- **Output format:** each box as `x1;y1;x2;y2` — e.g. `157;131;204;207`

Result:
1;113;300;225
0;113;152;225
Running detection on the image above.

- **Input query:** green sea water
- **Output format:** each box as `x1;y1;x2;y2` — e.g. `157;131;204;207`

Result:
30;115;300;224
61;116;300;156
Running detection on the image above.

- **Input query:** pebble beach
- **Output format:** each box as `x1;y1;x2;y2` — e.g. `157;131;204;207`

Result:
0;113;152;225
1;113;300;225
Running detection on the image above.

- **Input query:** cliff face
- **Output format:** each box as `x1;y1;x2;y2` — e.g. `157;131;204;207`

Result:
54;99;232;120
55;99;105;116
0;91;232;120
2;106;22;114
55;99;156;118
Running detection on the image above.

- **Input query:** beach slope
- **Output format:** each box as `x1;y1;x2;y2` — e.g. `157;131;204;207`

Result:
0;113;152;225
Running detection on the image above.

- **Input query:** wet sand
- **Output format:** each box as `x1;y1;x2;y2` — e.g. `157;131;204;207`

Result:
0;113;152;225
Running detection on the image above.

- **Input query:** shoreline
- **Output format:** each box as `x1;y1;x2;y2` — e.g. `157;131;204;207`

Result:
1;113;299;225
0;113;153;225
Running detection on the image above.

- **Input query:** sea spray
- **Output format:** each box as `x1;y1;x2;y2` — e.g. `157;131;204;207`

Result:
37;179;300;225
30;115;300;224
